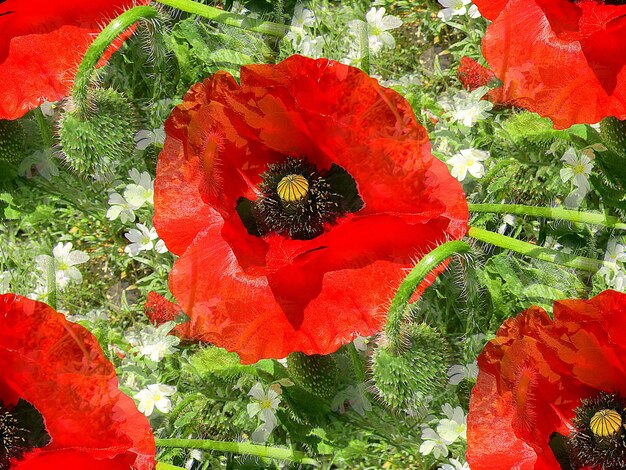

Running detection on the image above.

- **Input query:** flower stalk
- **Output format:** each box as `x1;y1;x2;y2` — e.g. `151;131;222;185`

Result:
72;6;160;113
385;240;471;348
155;438;319;466
154;0;290;37
468;203;626;230
33;108;53;148
467;226;603;272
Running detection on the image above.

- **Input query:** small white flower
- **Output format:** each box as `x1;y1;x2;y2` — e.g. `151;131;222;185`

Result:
185;449;203;470
560;147;594;193
35;242;89;290
124;224;166;256
437;0;474;21
353;335;369;352
106;192;138;223
604;238;626;268
299;35;324;58
134;383;177;416
440;458;471;470
134;127;166;150
247;382;281;430
19;149;59;181
0;271;11;293
447;148;489;182
40;101;57;117
497;214;516;235
349;7;402;56
441;88;492;127
419;427;450;459
123;170;154;208
437;404;467;443
447;361;478;385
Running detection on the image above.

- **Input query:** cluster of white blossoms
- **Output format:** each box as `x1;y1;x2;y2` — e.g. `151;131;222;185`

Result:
126;321;181;363
598;237;626;292
106;168;168;257
437;0;480;22
560;147;595;208
420;404;468;459
285;4;324;58
247;382;283;442
441;87;493;128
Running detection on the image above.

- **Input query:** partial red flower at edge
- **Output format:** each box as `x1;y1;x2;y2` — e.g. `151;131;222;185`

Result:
153;54;469;364
0;0;149;120
0;293;155;469
467;290;626;470
471;0;626;129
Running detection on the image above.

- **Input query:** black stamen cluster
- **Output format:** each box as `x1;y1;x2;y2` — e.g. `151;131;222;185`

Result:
568;392;626;470
0;404;27;469
237;157;363;240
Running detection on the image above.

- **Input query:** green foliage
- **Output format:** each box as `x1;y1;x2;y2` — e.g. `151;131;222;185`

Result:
59;88;136;180
372;324;448;413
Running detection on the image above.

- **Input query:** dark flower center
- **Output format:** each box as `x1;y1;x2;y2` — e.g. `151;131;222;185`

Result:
559;392;626;470
237;157;364;240
0;400;50;469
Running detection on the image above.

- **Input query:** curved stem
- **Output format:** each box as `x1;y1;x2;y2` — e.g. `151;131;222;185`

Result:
468;203;626;230
155;438;319;466
467;226;603;272
72;6;160;111
385;241;471;347
154;0;290;37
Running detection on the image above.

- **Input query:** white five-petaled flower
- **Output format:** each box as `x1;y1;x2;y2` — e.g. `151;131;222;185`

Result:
134;127;166;150
124;169;154;208
35;242;89;290
127;322;180;362
419;427;450;459
447;148;489;182
440;458;471;470
437;0;480;22
124;223;167;256
134;384;177;416
247;382;282;430
19;148;59;181
560;147;594;193
331;383;372;416
106;192;138;223
349;7;402;56
437;403;467;443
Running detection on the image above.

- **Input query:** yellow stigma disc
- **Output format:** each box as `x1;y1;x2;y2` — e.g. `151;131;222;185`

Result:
590;409;622;437
276;174;309;202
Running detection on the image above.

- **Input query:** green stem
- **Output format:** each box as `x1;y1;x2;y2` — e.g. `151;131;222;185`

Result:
467;226;603;272
347;343;365;383
358;19;370;75
468;203;626;230
385;241;471;347
155;438;319;466
46;255;58;311
156;463;187;470
154;0;290;37
72;6;160;111
33;108;53;148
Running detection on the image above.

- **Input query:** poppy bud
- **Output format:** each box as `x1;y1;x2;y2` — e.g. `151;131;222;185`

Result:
286;352;339;400
59;88;136;180
0;120;25;181
371;323;448;413
600;117;626;154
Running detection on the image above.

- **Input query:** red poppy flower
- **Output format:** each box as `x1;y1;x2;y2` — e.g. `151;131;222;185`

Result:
0;0;148;120
467;290;626;470
472;0;626;129
152;54;468;364
0;293;155;469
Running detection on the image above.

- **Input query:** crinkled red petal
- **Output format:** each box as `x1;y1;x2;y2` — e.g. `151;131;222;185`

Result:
0;294;155;468
467;290;626;469
154;55;468;362
0;0;148;120
479;0;626;128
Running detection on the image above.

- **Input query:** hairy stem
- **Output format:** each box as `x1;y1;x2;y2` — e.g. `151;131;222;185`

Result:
72;6;160;112
155;0;290;37
155;438;319;466
468;203;626;230
385;241;471;347
467;226;603;272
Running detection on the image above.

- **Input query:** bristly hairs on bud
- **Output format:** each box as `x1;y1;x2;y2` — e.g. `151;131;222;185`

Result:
0;120;26;182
